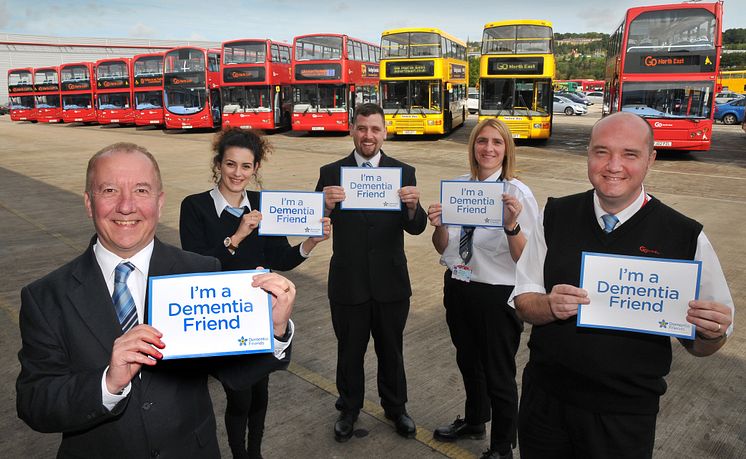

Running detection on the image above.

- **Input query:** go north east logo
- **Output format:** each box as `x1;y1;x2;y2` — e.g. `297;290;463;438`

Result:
238;336;248;346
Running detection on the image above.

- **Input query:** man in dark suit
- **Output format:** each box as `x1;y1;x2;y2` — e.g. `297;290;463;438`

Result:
315;103;427;442
16;142;296;458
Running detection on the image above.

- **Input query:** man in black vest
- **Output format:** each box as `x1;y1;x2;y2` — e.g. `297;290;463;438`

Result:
512;112;734;459
316;103;427;442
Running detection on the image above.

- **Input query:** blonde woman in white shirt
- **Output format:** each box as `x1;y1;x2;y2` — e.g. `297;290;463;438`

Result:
427;118;539;459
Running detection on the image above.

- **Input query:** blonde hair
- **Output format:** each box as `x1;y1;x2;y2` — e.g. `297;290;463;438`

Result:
466;118;517;180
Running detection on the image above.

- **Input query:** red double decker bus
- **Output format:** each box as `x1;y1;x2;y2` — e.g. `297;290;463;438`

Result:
603;1;723;151
7;68;36;122
291;33;380;132
60;62;96;123
95;58;134;125
34;66;62;123
133;53;165;126
163;47;222;129
221;39;292;131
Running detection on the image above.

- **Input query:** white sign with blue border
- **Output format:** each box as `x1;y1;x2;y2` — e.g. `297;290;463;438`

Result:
340;166;402;211
148;270;274;359
440;180;505;227
258;191;324;237
578;252;701;339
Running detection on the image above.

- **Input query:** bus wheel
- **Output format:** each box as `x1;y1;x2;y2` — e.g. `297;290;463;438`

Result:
564;107;574;116
722;114;737;125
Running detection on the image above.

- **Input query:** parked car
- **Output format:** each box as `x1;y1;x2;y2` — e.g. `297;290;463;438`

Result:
584;91;605;104
467;87;479;114
0;103;9;115
714;91;744;105
559;91;593;106
714;98;746;125
553;95;587;116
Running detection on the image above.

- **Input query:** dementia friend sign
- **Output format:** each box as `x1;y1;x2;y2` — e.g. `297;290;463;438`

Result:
578;252;701;339
148;270;274;359
440;181;505;227
259;191;324;237
340;166;402;211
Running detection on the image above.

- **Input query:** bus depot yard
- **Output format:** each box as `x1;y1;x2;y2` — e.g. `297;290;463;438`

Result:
1;108;745;458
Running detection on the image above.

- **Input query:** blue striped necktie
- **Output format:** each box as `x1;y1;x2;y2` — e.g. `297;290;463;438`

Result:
225;206;245;218
362;161;373;167
113;262;138;333
459;226;476;263
602;214;619;233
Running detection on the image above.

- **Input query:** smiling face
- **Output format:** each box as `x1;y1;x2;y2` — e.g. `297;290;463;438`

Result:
587;113;656;214
473;125;506;179
217;146;257;196
84;149;164;259
351;113;386;159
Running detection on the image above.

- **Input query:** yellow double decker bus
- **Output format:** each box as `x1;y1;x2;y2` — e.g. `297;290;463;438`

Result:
478;20;555;140
380;28;468;135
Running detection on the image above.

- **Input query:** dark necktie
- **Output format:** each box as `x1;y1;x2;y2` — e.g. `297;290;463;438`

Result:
602;214;619;233
113;262;138;333
362;161;373;167
459;226;476;263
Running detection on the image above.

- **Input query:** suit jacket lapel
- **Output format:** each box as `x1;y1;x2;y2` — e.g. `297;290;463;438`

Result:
67;241;122;356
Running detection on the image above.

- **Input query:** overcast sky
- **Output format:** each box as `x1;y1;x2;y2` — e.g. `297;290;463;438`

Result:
1;0;745;44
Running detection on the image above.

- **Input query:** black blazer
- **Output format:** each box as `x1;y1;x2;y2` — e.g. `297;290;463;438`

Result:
179;190;306;272
315;151;427;305
16;238;289;458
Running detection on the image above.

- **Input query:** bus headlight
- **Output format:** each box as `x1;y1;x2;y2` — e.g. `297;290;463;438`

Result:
427;120;434;125
533;123;542;129
386;120;393;126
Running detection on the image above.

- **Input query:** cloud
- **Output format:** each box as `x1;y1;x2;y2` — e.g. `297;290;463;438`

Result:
129;22;156;38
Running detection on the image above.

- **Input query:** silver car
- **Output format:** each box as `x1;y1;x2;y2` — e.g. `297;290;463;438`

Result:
553;95;587;116
468;88;479;114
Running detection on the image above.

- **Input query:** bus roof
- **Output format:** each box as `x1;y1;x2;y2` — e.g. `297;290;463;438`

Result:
381;27;466;46
293;33;379;48
626;1;720;16
222;38;291;47
60;62;95;69
132;52;164;60
482;19;553;29
8;67;34;74
94;57;131;65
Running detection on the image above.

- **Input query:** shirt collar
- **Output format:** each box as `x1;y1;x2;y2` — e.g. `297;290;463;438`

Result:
353;150;381;167
210;186;251;217
479;168;503;182
93;238;155;281
593;187;648;229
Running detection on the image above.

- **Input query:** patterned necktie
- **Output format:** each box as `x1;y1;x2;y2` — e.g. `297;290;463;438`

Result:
113;262;138;333
362;161;373;167
602;214;619;233
225;205;246;218
459;226;476;263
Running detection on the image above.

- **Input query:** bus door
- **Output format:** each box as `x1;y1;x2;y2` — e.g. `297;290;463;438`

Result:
348;85;356;126
442;82;450;116
210;89;221;125
274;85;281;125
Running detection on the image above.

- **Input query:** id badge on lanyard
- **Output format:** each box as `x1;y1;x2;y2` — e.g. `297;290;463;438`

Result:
452;264;472;282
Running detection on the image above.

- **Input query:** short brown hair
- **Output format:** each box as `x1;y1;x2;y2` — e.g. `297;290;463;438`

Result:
85;142;162;192
466;118;517;180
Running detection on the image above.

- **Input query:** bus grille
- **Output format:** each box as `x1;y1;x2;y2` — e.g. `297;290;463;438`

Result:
395;119;425;130
500;119;530;138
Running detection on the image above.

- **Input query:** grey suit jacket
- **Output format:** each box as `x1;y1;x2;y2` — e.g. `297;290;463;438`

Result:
16;238;289;459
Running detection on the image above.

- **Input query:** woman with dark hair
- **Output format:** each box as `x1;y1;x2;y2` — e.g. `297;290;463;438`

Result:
427;118;539;459
180;127;330;459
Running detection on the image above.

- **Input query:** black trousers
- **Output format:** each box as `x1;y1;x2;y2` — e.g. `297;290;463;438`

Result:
222;375;269;458
518;367;657;459
330;298;410;416
443;272;523;452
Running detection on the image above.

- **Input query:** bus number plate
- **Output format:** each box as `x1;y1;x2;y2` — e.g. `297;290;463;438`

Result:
512;134;522;138
402;130;418;135
149;120;159;124
182;125;192;129
311;126;325;131
654;141;672;147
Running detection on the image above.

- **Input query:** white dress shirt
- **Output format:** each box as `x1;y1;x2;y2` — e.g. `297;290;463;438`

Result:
354;150;381;167
440;170;539;285
210;186;309;258
509;188;735;336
